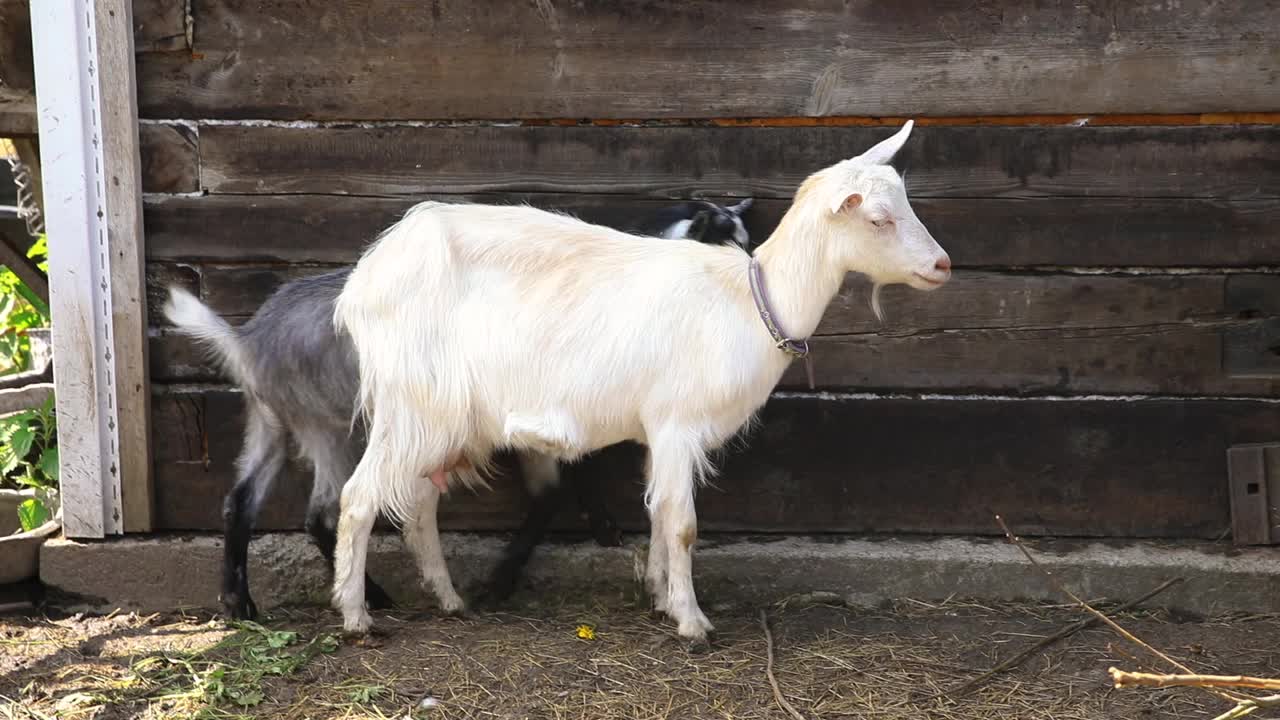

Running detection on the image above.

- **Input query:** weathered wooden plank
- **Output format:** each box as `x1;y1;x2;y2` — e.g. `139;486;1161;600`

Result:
152;316;1280;397
0;0;34;96
197;125;1280;200
148;270;1278;396
139;123;198;193
98;0;155;533
778;323;1280;396
197;264;338;317
144;262;199;325
143;194;1280;268
133;0;1280;120
131;0;187;52
149;390;1280;537
0;0;36;136
818;273;1229;336
176;264;1232;336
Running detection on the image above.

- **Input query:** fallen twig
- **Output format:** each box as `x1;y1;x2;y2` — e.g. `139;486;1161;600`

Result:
1209;694;1280;720
759;609;808;720
943;577;1183;698
995;515;1248;705
1111;669;1280;692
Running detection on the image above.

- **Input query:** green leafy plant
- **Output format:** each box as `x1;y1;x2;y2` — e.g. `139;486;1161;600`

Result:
0;231;56;532
1;392;58;531
74;622;342;718
0;233;49;376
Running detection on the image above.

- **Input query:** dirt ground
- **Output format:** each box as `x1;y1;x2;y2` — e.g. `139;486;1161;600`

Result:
1;589;1278;720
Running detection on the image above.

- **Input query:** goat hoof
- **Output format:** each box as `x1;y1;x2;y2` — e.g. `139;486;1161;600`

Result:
343;631;383;648
684;634;713;654
220;593;257;621
446;605;477;620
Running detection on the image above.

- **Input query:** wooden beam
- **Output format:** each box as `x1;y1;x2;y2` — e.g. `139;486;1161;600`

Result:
0;382;53;416
195;125;1279;200
131;0;188;53
148;390;1280;537
142;193;1280;269
148;270;1279;397
97;0;153;533
132;0;1280;120
138;122;197;193
31;0;152;537
0;226;47;304
0;0;36;136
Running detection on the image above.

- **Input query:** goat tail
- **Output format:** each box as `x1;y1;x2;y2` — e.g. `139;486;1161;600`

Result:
164;286;258;394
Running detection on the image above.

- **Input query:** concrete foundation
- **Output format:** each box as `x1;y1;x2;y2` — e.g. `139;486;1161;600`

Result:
39;533;1280;616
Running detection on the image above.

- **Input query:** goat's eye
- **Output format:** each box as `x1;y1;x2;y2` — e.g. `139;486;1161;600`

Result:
871;218;892;228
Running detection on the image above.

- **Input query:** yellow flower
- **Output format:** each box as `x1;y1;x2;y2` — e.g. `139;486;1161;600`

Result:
575;624;596;641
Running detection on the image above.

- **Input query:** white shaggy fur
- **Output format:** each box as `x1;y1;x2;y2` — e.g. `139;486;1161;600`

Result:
331;121;950;641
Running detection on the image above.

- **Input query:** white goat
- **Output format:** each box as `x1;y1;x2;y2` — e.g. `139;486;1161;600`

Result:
332;121;950;645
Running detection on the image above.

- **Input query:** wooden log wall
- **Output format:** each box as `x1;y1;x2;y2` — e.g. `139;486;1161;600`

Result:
136;0;1280;539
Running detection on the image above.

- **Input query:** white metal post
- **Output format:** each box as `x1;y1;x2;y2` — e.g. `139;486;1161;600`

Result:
30;0;152;537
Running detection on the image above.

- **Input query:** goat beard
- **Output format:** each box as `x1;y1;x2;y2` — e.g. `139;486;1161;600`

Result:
870;283;885;322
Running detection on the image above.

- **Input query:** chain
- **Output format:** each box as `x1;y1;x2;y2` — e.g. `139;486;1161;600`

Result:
6;152;45;238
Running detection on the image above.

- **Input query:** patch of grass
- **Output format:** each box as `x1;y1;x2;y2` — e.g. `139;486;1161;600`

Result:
11;621;340;719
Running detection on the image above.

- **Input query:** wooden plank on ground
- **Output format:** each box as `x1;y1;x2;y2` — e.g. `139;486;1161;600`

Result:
133;0;1280;120
196;125;1280;200
143;194;1280;268
139;123;198;193
149;390;1278;538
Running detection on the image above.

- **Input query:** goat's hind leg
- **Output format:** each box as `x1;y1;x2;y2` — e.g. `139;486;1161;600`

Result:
301;432;394;610
647;429;713;648
402;480;467;615
332;448;389;634
479;451;566;607
221;406;287;620
641;452;669;616
572;451;623;548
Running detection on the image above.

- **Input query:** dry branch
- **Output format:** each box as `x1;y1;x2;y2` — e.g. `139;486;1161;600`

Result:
760;610;809;720
1111;670;1280;692
943;577;1183;698
994;514;1248;705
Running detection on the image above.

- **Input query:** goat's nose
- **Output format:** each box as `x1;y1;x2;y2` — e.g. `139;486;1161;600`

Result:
935;255;952;272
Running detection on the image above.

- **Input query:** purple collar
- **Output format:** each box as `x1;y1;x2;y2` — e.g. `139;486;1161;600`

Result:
748;257;816;390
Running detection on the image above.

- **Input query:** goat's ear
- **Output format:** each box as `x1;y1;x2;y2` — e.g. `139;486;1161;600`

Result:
726;198;754;216
856;119;914;166
830;192;863;215
687;211;712;241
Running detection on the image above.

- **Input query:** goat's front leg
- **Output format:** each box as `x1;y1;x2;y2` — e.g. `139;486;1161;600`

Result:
402;480;466;615
647;430;713;648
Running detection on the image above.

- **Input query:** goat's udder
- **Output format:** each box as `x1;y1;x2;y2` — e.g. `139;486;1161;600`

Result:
429;454;473;493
